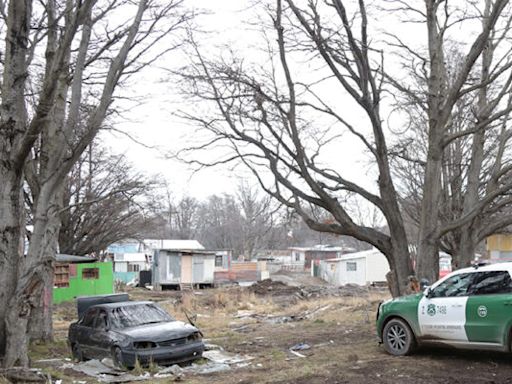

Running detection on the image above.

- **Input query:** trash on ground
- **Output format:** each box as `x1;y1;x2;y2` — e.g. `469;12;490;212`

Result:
203;350;254;365
69;359;149;383
290;342;311;351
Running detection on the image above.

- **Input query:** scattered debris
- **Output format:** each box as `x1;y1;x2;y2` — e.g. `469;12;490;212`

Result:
289;350;307;358
204;342;224;351
203;350;254;365
69;359;149;383
154;364;184;379
290;342;311;351
187;362;231;374
57;348;253;382
0;367;48;383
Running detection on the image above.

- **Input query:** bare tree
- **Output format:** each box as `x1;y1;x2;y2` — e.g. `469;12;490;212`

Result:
58;143;157;256
178;0;414;296
386;0;512;276
195;194;244;255
0;0;189;367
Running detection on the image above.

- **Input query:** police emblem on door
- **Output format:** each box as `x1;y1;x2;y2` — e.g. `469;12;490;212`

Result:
427;304;436;316
477;305;487;318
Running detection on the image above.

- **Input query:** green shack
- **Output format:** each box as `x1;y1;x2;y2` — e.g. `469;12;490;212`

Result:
53;254;114;304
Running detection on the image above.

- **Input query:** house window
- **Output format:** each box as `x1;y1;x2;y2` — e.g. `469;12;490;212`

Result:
294;252;300;262
128;264;140;272
54;264;70;288
215;255;223;267
82;268;99;279
346;262;357;272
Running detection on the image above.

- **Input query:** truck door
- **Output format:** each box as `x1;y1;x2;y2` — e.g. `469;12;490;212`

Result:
465;271;512;344
418;272;474;342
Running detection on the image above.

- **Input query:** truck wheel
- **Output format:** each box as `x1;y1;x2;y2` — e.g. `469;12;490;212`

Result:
382;318;416;356
71;343;84;362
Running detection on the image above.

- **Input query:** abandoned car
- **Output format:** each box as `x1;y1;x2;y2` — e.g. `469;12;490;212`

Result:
377;262;512;356
68;298;204;368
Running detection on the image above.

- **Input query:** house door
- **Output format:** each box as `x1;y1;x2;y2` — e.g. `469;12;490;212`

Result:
192;256;204;283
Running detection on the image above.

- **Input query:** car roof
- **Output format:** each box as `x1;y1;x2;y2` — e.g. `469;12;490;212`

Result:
89;300;156;310
431;262;512;289
455;262;512;274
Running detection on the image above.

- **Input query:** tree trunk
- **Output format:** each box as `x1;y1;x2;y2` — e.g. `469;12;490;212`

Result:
417;147;442;284
3;183;62;366
0;176;24;357
453;229;478;269
385;243;412;297
28;263;54;343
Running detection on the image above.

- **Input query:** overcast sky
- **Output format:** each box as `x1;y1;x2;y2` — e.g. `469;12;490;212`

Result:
103;1;256;200
101;0;463;203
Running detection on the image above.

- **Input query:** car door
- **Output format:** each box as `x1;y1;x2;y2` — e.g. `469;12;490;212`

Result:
87;309;113;359
464;270;512;344
418;272;475;342
76;308;98;358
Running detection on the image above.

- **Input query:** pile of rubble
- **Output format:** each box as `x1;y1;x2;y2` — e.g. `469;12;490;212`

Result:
249;279;301;296
250;279;373;300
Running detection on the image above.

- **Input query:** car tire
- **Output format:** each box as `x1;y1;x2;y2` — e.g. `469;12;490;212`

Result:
71;343;84;362
382;318;416;356
112;347;126;369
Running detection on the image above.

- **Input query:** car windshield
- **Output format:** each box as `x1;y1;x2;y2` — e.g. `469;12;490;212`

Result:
109;304;174;329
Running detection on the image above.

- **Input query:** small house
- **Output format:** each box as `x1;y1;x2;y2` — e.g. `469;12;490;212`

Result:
316;249;390;286
53;254;114;304
152;248;216;290
113;252;151;283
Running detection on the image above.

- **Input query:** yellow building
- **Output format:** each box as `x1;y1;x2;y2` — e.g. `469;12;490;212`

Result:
486;234;512;261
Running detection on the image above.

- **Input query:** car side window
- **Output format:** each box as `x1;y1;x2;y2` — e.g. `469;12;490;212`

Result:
94;310;108;330
467;271;512;295
431;273;474;298
81;308;98;327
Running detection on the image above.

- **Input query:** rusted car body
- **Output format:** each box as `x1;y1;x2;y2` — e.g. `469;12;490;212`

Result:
68;299;204;368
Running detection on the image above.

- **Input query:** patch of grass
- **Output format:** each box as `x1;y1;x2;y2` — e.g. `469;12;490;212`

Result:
29;338;69;361
147;359;161;374
270;348;286;361
41;367;65;381
132;358;144;375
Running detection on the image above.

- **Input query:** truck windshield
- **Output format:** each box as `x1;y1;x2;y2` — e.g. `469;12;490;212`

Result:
110;304;174;328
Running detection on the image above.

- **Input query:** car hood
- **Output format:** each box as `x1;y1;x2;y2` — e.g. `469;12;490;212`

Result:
114;321;198;341
391;293;423;303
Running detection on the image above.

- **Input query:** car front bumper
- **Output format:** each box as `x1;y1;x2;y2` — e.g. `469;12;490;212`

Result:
121;341;205;367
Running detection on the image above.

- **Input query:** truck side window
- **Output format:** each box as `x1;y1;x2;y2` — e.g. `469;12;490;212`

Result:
431;273;474;298
467;271;512;295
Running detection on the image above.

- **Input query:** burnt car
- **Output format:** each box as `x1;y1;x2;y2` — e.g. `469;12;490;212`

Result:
68;299;204;368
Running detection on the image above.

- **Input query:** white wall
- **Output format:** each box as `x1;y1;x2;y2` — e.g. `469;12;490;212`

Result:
339;257;366;285
364;251;390;283
114;262;128;272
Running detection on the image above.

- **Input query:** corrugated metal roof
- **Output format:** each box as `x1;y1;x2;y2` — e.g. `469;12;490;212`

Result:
56;254;96;263
144;239;205;250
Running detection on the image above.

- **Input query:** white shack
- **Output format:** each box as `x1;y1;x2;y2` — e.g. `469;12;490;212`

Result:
152;247;216;290
318;249;390;286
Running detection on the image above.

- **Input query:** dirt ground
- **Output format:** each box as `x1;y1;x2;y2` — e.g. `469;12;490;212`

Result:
24;273;512;383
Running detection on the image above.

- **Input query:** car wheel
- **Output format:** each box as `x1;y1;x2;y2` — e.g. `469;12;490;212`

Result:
71;343;84;362
112;347;126;369
382;318;416;356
